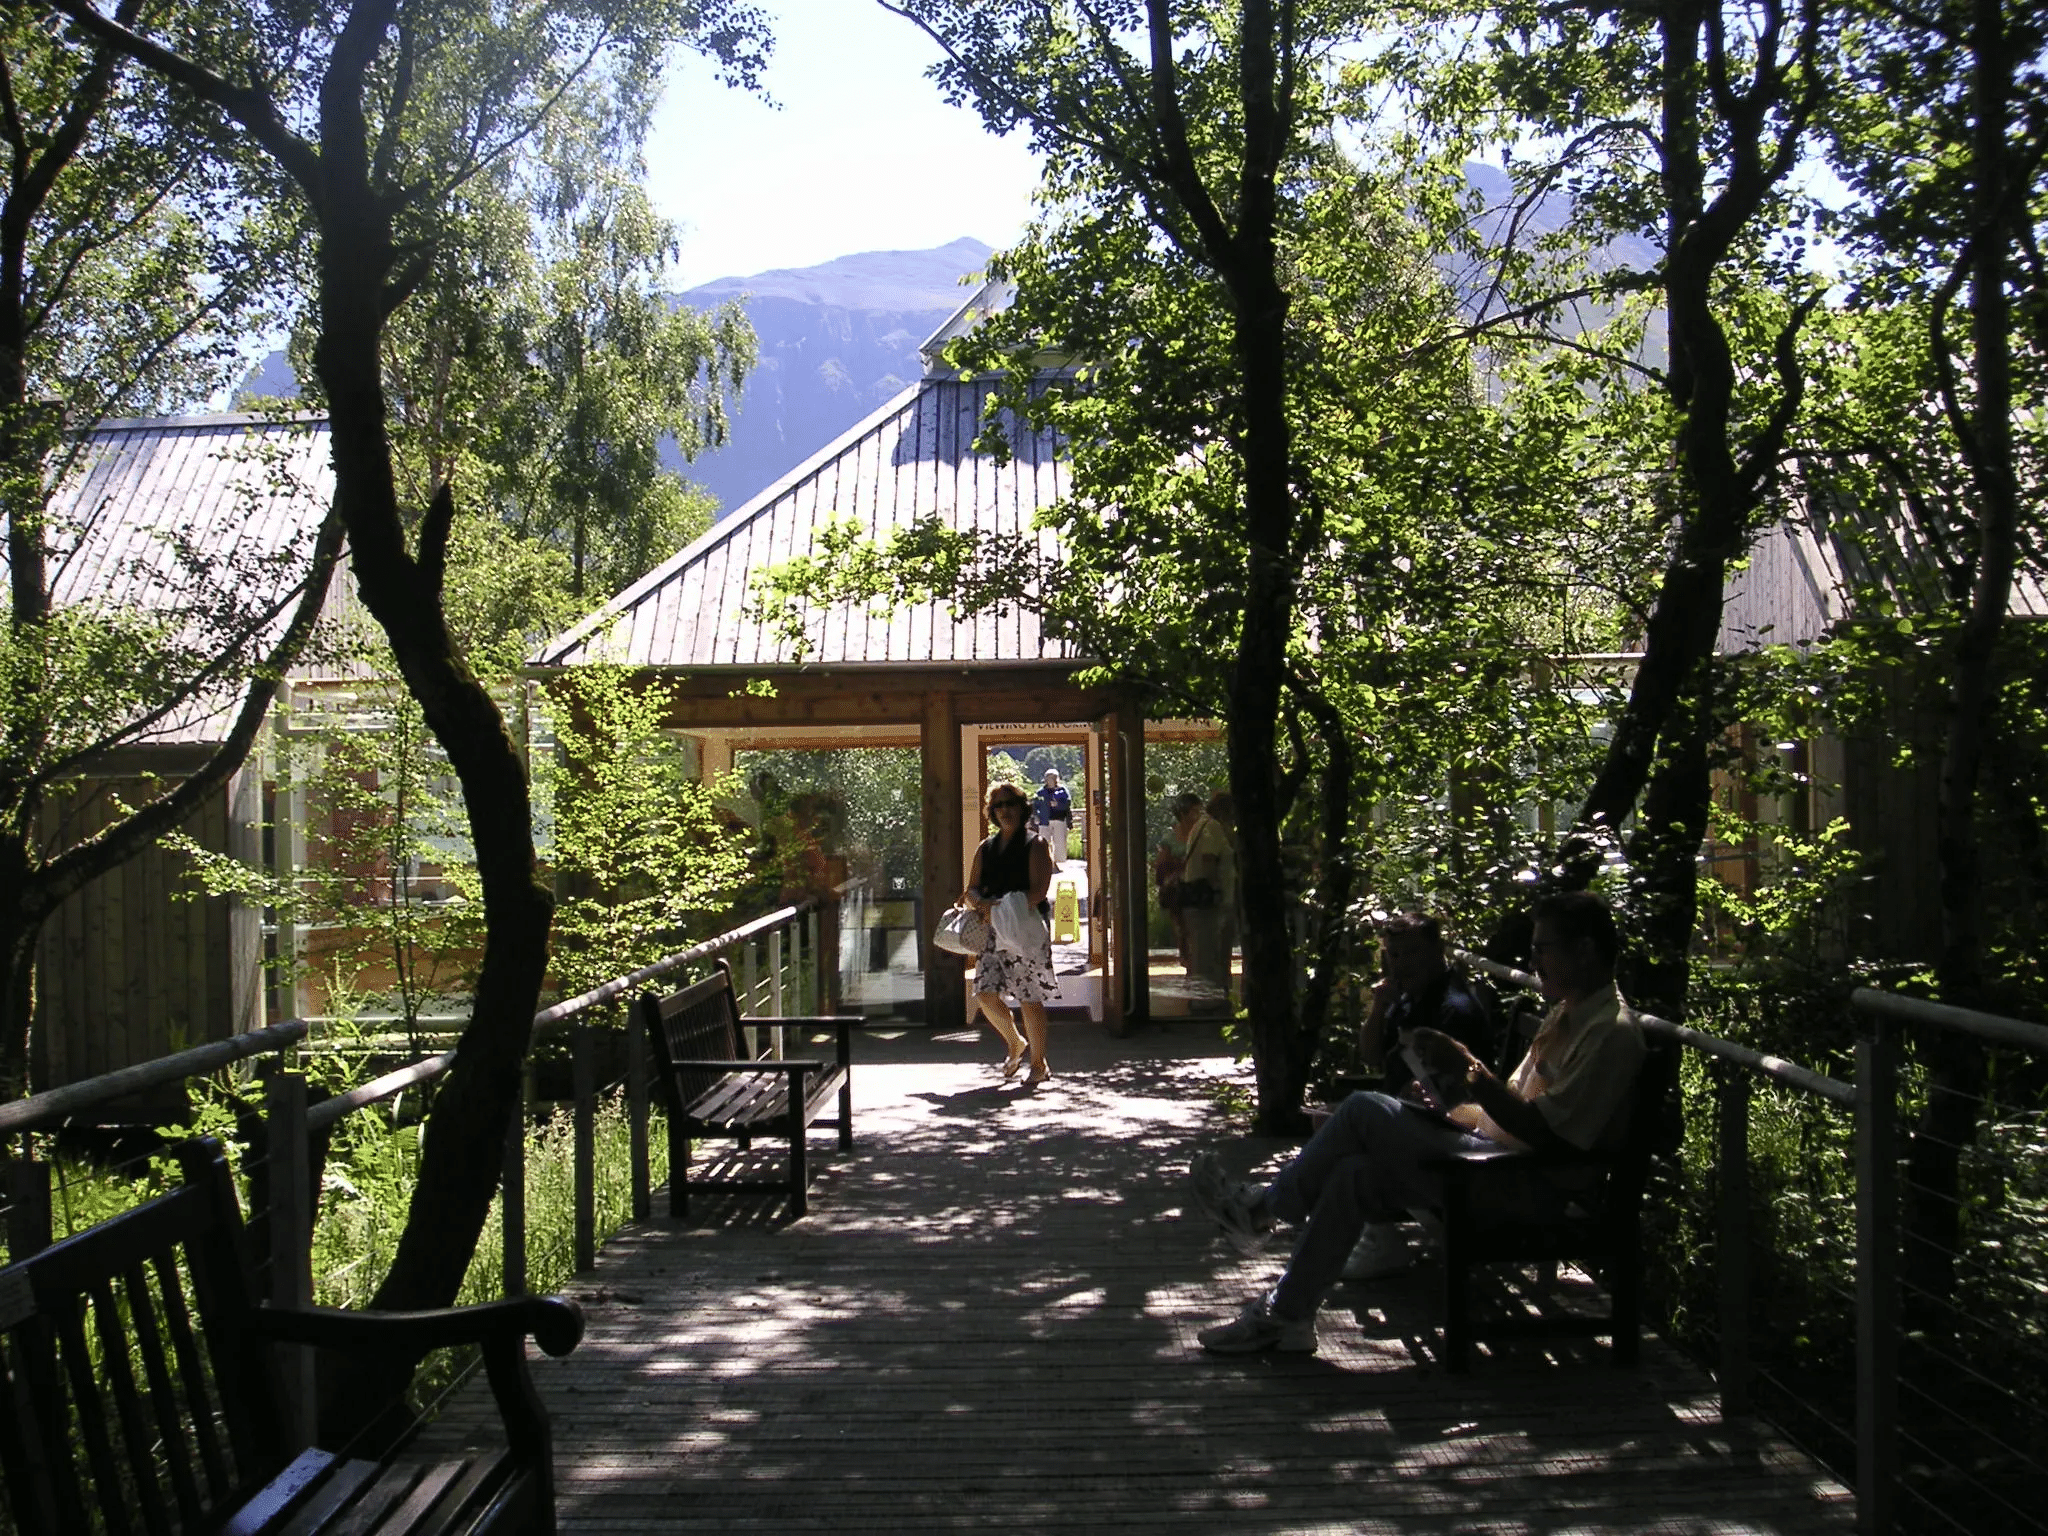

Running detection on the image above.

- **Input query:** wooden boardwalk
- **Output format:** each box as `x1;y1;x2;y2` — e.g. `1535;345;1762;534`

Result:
419;1023;1855;1533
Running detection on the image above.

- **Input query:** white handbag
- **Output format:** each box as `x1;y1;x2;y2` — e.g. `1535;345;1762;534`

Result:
933;903;991;956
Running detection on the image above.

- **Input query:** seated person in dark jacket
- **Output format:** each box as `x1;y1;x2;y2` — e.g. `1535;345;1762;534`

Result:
1360;911;1494;1099
1338;911;1496;1277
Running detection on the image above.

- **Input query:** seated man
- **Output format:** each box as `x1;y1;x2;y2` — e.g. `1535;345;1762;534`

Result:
1189;890;1646;1354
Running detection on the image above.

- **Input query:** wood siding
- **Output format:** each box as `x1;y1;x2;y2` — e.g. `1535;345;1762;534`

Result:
33;772;261;1095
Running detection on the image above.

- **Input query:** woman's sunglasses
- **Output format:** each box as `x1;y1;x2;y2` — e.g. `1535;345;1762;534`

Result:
992;797;1026;811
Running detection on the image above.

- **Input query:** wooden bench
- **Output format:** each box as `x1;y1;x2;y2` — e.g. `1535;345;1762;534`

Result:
638;961;859;1219
0;1137;582;1535
1434;1033;1680;1371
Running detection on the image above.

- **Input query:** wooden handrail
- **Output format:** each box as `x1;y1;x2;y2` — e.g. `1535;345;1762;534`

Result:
531;899;819;1028
1850;986;2048;1052
0;1021;309;1137
305;1049;457;1133
1453;949;1854;1105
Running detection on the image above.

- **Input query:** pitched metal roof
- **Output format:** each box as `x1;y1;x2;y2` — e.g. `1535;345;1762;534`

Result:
31;412;341;745
1721;494;2048;653
533;374;1077;670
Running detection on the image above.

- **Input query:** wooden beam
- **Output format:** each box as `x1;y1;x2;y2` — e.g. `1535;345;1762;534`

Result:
573;666;1123;731
921;691;965;1028
1102;701;1149;1035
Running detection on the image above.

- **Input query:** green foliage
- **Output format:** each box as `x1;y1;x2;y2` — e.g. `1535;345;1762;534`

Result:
378;155;753;606
541;665;749;997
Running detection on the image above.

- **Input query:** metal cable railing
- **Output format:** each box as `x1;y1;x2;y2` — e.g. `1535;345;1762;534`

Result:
1454;950;2048;1536
0;894;841;1452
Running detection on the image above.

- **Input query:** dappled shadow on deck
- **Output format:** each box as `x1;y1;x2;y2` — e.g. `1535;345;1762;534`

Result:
418;1026;1852;1533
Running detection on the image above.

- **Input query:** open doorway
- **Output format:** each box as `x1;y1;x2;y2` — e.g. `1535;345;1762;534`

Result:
975;730;1102;1019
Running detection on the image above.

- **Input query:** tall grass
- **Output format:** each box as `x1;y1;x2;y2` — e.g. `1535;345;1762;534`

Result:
312;1088;667;1311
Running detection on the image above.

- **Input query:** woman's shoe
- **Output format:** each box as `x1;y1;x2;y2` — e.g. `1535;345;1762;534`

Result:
1001;1045;1028;1079
1024;1062;1052;1088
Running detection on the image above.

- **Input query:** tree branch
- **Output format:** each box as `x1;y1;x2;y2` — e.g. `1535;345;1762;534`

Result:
45;0;324;196
30;505;346;919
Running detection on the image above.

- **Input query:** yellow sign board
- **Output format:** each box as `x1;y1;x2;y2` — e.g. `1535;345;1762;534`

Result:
1053;881;1080;943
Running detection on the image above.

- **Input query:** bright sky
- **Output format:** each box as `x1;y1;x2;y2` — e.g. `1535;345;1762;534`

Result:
649;1;1045;290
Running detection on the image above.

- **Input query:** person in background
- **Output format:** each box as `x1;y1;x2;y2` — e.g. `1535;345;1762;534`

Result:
1034;768;1072;870
1154;791;1197;967
1174;792;1235;1010
1341;911;1496;1278
963;782;1057;1087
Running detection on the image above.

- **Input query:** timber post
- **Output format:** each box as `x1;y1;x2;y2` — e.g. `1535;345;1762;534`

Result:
1103;700;1148;1035
1713;1061;1752;1416
502;1078;527;1295
921;689;965;1029
6;1146;50;1262
573;1020;595;1275
263;1068;315;1445
628;997;650;1222
1855;1025;1899;1535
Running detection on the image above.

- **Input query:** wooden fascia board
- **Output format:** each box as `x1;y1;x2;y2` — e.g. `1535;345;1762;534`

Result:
535;664;1124;730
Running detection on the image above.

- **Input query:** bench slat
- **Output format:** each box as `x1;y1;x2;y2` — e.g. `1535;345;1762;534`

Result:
91;1274;174;1536
149;1247;234;1503
124;1260;205;1527
273;1455;382;1536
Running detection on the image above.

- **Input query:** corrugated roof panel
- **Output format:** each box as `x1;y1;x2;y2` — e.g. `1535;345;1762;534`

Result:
529;377;1084;672
22;415;343;745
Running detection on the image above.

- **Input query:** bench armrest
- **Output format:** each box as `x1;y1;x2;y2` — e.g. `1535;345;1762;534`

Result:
255;1296;582;1469
746;1015;861;1067
672;1058;829;1074
252;1293;585;1359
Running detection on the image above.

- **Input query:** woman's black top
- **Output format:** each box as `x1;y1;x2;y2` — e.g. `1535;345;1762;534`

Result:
975;828;1050;918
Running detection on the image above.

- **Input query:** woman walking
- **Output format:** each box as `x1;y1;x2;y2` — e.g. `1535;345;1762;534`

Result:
963;781;1057;1086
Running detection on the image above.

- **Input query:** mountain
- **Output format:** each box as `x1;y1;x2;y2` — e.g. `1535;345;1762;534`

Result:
670;237;993;515
231;237;996;520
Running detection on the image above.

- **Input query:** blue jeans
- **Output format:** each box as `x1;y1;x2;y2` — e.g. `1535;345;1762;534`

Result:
1263;1092;1564;1321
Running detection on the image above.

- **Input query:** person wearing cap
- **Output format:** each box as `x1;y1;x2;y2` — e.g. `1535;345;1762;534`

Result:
1033;768;1072;871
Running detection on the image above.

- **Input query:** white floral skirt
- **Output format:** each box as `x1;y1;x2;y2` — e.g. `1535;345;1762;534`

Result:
973;918;1057;1005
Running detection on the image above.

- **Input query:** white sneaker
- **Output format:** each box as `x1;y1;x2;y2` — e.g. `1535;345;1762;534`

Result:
1341;1224;1415;1281
1197;1294;1319;1354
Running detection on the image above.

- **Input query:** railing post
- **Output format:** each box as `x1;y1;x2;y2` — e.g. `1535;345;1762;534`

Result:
263;1070;315;1447
770;927;786;1018
820;895;841;1015
1856;1024;1899;1536
628;997;650;1223
1713;1062;1752;1417
7;1140;51;1262
741;942;760;1056
502;1081;527;1296
573;1020;595;1275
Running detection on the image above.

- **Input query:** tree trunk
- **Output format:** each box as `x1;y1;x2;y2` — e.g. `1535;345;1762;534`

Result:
1550;0;1809;1030
310;183;555;1329
1902;0;2016;1340
1227;268;1303;1135
1622;692;1715;1019
1291;684;1357;1094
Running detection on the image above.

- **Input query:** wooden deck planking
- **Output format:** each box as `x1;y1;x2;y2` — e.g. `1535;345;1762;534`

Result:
416;1031;1854;1534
